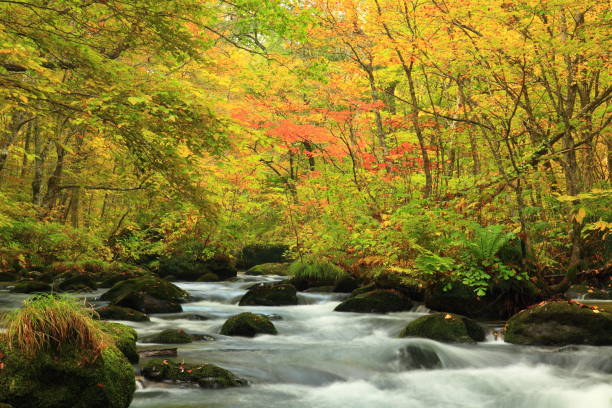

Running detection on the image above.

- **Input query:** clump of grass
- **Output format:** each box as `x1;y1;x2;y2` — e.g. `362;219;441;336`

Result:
2;294;111;359
288;259;347;281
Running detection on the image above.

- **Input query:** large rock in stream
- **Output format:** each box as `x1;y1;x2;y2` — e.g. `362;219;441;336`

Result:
334;289;412;314
399;313;485;343
100;277;188;314
0;333;135;408
142;359;247;389
504;300;612;346
238;284;298;306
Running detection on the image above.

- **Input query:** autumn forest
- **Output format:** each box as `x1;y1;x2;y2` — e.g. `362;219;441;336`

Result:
0;1;611;408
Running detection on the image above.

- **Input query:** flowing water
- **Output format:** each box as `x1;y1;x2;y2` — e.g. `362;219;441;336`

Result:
2;274;611;408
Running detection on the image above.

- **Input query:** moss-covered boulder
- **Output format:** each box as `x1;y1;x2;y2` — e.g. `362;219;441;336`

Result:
99;321;139;364
399;313;485;343
425;279;539;320
96;305;150;322
505;301;612;346
237;244;289;270
220;312;277;337
157;254;237;282
142;329;197;344
238;284;298;306
10;280;51;293
142;359;247;389
100;277;187;314
335;290;412;314
245;263;290;276
0;340;135;408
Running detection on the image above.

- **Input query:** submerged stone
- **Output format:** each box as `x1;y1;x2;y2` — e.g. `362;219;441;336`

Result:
142;359;247;389
399;344;442;369
96;305;150;322
504;300;612;346
220;312;277;337
399;313;485;343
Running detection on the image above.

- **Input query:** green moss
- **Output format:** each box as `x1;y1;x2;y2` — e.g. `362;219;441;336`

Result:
142;359;247;389
505;301;612;346
238;284;298;306
399;313;485;343
141;329;193;344
334;290;412;314
220;312;277;337
245;263;290;276
99;322;139;364
96;305;150;322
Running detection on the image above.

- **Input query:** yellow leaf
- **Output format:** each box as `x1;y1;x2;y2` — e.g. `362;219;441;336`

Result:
575;207;586;224
444;313;453;320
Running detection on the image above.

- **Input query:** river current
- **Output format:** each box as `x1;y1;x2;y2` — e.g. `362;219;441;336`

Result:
2;273;611;408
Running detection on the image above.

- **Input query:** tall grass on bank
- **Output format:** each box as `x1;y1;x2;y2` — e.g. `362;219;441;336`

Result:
1;294;110;359
288;259;347;281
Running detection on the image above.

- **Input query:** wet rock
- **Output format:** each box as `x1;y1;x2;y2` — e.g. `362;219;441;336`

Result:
100;321;139;364
100;277;187;314
142;359;247;389
334;290;412;314
238;284;298;306
399;344;442;369
96;305;150;322
504;300;612;346
141;329;212;344
245;262;290;276
10;280;51;293
220;312;277;337
399;313;485;343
